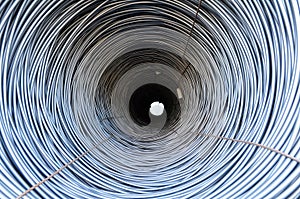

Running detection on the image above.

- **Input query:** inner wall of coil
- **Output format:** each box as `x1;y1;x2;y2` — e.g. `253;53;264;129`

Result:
65;1;227;150
95;49;193;140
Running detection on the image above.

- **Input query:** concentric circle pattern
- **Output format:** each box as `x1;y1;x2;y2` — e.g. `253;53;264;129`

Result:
0;1;299;198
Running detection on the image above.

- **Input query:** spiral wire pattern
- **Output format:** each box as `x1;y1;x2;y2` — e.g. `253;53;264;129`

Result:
0;0;300;198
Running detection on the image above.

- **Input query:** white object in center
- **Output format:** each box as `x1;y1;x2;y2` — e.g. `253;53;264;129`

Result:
150;101;164;116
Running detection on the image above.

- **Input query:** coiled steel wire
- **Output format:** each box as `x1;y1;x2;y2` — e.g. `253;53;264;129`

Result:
0;0;299;198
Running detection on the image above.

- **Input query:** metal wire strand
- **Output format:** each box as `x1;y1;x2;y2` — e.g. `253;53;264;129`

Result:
17;133;300;198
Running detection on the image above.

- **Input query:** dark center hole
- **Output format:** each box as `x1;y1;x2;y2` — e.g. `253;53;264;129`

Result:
129;83;180;126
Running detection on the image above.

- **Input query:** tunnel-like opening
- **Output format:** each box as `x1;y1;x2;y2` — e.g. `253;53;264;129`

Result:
129;83;180;127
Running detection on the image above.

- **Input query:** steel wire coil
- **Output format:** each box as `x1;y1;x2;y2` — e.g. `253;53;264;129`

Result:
0;0;299;198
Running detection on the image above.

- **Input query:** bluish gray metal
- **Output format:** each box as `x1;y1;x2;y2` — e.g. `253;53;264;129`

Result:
0;0;299;198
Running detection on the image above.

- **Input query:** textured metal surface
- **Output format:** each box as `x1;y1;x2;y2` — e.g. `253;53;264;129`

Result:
0;1;299;198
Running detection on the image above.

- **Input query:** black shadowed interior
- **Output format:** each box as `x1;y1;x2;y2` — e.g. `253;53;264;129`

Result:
129;83;180;126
